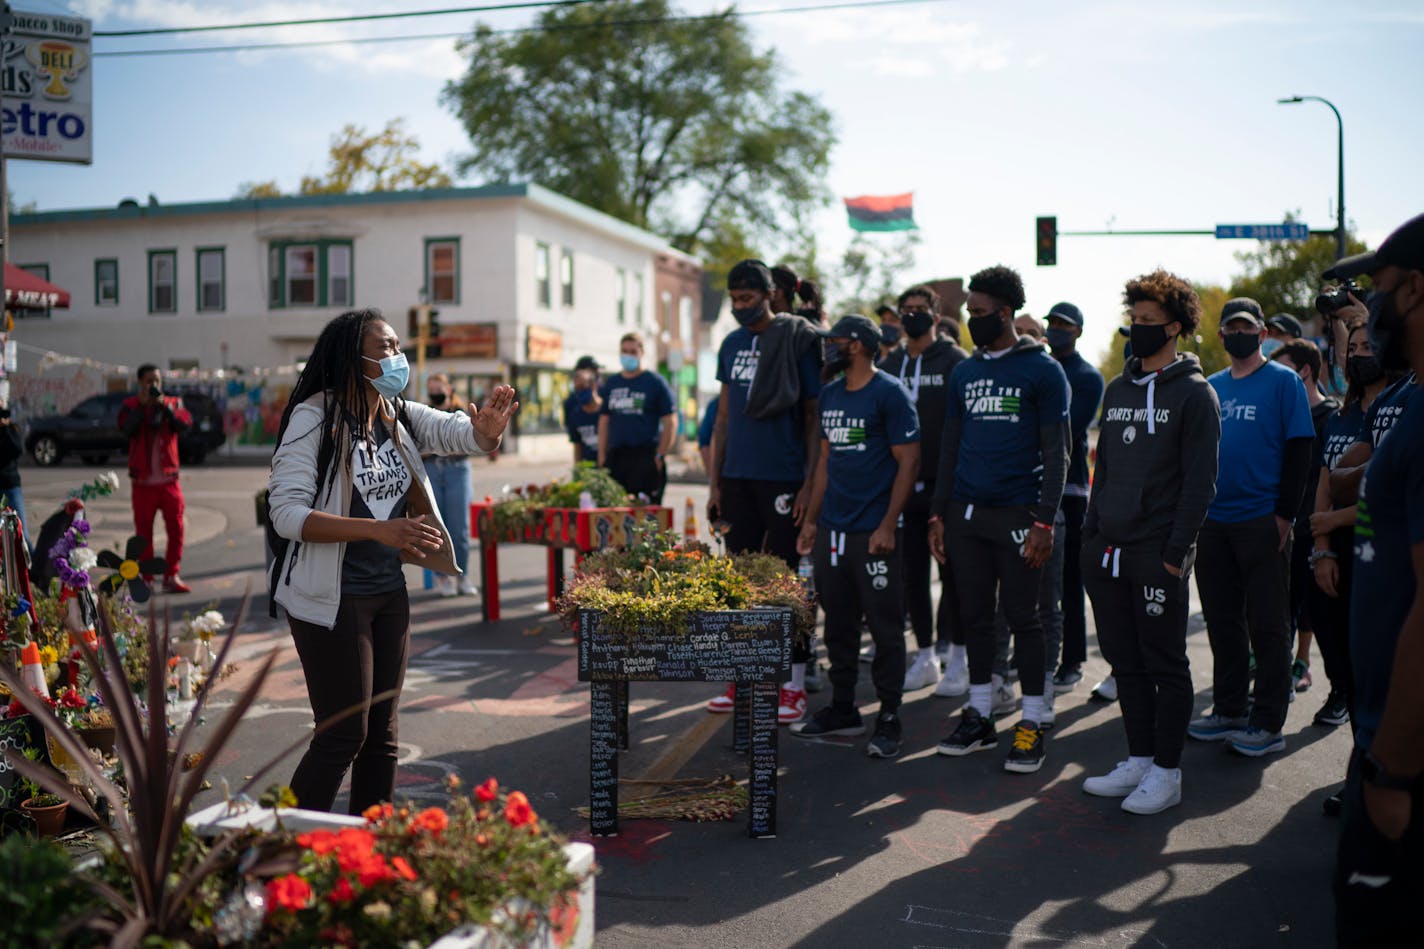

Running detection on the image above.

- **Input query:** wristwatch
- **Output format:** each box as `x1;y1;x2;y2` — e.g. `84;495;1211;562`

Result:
1361;750;1417;791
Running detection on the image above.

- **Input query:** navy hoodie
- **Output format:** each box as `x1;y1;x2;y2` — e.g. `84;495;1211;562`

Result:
878;337;967;484
930;336;1070;525
1085;353;1221;568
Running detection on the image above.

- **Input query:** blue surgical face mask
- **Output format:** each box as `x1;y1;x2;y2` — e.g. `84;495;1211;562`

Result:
363;352;409;399
1260;338;1284;358
620;354;640;373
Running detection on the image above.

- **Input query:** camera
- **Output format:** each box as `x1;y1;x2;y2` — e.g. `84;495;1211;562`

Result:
1315;279;1361;317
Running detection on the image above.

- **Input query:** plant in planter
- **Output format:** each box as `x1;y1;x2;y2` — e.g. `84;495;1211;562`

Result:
18;746;70;835
0;832;105;943
489;463;632;537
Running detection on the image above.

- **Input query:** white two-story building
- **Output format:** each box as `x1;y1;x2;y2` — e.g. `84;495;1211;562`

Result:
7;183;704;456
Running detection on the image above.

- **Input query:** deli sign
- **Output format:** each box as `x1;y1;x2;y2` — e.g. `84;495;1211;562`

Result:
2;10;93;164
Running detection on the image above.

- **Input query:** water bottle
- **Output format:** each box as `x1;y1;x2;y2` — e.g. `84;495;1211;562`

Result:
797;555;815;595
578;490;595;510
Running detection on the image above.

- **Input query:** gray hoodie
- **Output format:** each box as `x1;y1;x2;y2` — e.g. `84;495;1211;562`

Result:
1084;353;1220;569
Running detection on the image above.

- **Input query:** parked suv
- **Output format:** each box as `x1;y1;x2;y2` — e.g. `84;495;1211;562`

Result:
25;390;226;467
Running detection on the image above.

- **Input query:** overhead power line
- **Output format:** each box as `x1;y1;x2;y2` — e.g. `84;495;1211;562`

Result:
93;0;957;58
92;0;606;36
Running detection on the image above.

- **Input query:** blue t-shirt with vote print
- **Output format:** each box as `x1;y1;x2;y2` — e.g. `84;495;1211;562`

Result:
717;327;822;482
1349;388;1424;748
818;370;919;533
1207;360;1315;524
600;370;675;450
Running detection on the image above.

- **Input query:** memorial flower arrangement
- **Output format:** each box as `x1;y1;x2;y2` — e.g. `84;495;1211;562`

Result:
557;529;814;640
490;462;632;536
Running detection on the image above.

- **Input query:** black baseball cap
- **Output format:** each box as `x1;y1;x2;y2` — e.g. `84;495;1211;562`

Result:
816;314;883;351
573;355;601;372
1324;212;1424;280
1267;314;1303;338
1220;297;1265;328
1045;302;1084;327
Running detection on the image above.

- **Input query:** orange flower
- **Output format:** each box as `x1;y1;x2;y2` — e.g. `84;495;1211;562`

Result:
266;873;312;912
661;550;678;561
391;855;418;881
475;833;490;847
362;802;394;823
326;877;357;904
474;777;499;802
333;828;377;872
296;829;339;855
412;806;449;835
476;808;490;821
504;790;537;827
356;854;394;888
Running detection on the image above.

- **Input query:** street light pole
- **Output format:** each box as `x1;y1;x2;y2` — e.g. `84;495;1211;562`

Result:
1278;95;1345;260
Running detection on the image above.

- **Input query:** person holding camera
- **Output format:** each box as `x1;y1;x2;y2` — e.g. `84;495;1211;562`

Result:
1315;282;1369;397
119;365;194;594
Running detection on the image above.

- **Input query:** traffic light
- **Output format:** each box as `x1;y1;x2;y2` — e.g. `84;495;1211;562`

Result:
407;305;421;342
1036;216;1057;266
426;307;442;359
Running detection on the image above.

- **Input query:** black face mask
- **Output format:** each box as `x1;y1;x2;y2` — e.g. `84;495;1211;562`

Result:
968;312;1005;348
1347;354;1385;387
1222;331;1262;360
732;304;766;327
1367;288;1410;371
1129;323;1175;361
429;392;447;407
901;312;935;339
881;324;902;346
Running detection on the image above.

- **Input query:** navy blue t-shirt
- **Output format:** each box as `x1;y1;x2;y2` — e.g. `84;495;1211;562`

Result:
563;392;600;461
949;348;1071;507
1058;351;1105;494
717;327;821;482
1319;401;1366;472
1365;371;1417;448
697;394;720;450
818;370;919;532
1349;387;1424;748
600;371;674;450
1207;361;1315;523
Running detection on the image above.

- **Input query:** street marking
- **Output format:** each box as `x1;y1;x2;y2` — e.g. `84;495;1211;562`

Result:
901;905;1167;947
623;712;729;802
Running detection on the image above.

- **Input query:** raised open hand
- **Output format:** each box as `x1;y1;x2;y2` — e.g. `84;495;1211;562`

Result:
466;384;520;452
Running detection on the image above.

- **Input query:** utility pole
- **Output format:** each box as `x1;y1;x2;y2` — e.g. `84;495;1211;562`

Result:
0;3;13;330
1279;95;1346;260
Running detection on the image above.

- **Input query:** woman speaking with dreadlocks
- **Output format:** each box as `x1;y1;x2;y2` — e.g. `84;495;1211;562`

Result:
266;309;517;814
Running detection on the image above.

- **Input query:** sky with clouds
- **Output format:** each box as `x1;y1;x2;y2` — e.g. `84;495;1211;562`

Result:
10;0;1424;362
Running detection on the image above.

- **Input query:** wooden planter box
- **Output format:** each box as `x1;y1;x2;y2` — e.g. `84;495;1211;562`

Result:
575;608;792;839
468;502;673;622
185;803;595;949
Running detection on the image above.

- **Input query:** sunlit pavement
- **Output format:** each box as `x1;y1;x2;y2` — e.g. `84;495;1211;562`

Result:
24;455;1344;948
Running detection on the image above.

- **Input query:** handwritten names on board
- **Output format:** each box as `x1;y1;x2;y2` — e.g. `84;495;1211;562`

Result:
588;681;619;836
748;681;779;838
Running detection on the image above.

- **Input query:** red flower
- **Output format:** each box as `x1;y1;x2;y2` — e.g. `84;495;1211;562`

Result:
504;791;536;828
63;498;84;515
475;777;499;802
412;807;449;835
356;853;394;888
296;829;339;855
266;873;312;912
326;877;357;904
57;688;86;709
362;802;394;823
391;856;418;881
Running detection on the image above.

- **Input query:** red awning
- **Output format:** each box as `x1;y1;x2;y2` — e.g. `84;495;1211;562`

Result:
5;262;71;309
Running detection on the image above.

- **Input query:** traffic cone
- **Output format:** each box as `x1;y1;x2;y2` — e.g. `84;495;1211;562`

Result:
20;641;50;699
684;497;698;542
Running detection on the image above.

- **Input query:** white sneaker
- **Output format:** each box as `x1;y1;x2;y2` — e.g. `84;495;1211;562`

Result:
903;651;941;691
436;576;458;598
1121;766;1182;815
859;642;876;663
935;653;969;697
991;676;1018;717
456;578;477;596
1090;675;1118;702
1083;758;1152;798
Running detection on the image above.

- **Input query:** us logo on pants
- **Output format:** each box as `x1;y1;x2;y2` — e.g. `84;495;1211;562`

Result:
1142;585;1166;616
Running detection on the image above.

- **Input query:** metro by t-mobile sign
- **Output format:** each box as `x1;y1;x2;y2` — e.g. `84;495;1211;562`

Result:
1;9;93;164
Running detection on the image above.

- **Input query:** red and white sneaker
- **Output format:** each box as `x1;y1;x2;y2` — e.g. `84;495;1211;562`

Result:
778;687;808;724
706;684;736;713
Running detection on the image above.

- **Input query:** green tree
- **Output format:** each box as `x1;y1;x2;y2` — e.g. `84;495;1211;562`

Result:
441;0;835;270
234;180;282;199
835;231;922;315
299;118;452;195
1227;227;1368;320
1097;283;1230;381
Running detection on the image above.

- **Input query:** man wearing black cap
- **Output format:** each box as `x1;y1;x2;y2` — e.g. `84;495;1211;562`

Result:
1044;302;1105;697
564;356;603;465
706;259;823;724
1321;212;1424;945
1265;314;1304;360
791;314;920;758
1187;298;1315;757
927;265;1071;775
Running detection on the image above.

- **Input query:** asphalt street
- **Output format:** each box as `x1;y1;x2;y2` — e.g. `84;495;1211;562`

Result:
18;453;1348;948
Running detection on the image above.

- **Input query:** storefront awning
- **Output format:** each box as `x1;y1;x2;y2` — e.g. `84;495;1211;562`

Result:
5;262;71;309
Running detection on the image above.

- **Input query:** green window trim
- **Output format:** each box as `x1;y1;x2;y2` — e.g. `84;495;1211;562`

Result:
424;236;461;305
195;246;226;312
266;239;355;309
147;249;177;314
94;258;119;306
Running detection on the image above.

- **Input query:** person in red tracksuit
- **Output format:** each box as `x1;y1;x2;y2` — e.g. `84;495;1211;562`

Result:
119;364;193;593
